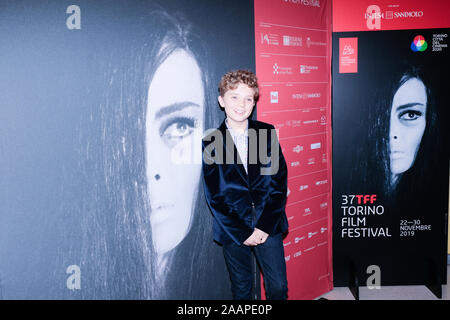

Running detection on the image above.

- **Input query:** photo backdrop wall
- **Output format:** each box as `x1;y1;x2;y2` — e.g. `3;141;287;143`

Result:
254;0;333;300
332;0;449;289
0;0;255;299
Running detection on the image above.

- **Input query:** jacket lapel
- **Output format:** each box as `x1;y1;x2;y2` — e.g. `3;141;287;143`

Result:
219;120;248;184
247;120;259;185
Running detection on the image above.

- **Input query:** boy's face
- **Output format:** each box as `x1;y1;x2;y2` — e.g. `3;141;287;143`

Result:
218;83;256;127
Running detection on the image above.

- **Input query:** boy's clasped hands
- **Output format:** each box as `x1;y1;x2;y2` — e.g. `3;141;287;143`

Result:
243;228;268;246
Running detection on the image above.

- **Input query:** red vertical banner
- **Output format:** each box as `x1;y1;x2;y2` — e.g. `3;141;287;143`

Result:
339;37;358;73
254;0;333;300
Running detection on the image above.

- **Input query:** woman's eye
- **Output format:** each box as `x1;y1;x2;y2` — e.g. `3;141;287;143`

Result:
399;110;422;121
161;117;197;144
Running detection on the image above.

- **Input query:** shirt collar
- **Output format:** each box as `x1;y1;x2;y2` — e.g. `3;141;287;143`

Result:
225;118;248;137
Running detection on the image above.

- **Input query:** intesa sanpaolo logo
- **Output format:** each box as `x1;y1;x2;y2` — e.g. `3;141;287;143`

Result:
411;35;428;52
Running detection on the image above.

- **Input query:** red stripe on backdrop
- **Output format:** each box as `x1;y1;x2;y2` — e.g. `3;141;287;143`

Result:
333;0;450;32
254;0;333;300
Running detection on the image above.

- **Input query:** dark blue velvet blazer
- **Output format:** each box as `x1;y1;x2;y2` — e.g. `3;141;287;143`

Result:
202;119;288;245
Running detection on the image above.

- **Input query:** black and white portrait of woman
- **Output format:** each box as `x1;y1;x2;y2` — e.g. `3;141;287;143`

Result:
332;28;449;285
71;2;255;299
351;63;440;201
0;0;255;299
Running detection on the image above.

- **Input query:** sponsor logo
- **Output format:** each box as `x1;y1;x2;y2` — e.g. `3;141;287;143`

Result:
411;35;428;52
287;119;302;128
273;63;279;74
365;5;382;30
394;11;423;18
293;145;303;153
339;37;358;73
342;45;354;55
308;231;318;238
299;184;309;191
310;142;321;150
273;63;293;75
300;64;318;74
283;0;320;8
292;92;321;100
261;33;279;46
432;33;448;52
283;35;302;47
295;236;305;244
365;5;424;30
306;37;326;48
291;161;300;167
270;91;279;103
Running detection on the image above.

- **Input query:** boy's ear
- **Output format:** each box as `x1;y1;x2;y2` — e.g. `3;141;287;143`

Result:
218;96;225;108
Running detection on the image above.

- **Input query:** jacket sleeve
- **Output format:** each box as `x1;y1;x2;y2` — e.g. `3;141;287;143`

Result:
202;139;254;245
255;127;288;235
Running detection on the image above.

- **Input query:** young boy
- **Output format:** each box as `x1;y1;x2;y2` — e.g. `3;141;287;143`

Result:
202;70;288;300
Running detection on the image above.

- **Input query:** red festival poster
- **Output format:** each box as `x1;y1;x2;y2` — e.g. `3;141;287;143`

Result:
254;0;333;300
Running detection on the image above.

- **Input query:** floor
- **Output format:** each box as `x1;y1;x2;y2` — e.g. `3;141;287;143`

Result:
317;264;450;300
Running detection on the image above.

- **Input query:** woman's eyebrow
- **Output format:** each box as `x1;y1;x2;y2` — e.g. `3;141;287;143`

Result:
155;101;200;119
395;102;425;111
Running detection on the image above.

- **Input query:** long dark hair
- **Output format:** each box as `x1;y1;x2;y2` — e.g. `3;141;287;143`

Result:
350;60;443;210
61;7;228;299
137;9;227;299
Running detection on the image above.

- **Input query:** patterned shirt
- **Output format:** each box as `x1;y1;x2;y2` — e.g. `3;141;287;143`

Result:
225;118;248;173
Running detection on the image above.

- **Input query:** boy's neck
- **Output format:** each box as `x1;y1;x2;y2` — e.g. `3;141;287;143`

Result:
226;117;249;133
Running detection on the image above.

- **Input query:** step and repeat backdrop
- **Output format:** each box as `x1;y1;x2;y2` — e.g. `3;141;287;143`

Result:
254;0;333;300
332;0;449;288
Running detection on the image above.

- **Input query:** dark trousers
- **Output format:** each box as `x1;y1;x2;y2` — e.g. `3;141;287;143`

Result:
222;233;288;300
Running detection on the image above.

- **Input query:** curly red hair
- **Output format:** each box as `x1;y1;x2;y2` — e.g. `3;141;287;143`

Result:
218;69;259;101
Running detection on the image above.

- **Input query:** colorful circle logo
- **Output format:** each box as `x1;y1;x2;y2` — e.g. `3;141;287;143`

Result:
411;35;427;52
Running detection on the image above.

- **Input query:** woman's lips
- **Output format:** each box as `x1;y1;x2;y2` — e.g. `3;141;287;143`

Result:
150;204;175;225
390;151;404;160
